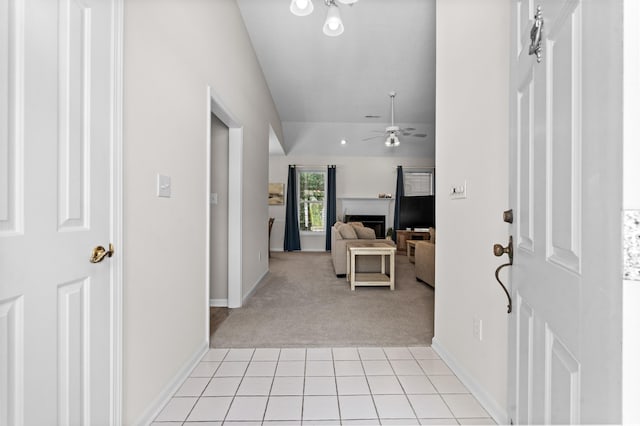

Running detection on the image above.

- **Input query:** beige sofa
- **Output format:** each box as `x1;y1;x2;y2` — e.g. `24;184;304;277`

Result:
415;227;435;287
331;222;396;276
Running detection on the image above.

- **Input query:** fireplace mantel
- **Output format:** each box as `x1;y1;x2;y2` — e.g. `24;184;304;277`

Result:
337;197;396;231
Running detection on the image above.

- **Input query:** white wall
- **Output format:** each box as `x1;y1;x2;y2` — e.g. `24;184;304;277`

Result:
210;114;229;304
123;0;282;423
432;0;510;422
269;155;434;252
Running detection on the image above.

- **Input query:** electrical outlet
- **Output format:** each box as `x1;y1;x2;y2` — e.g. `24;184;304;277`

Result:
473;317;483;341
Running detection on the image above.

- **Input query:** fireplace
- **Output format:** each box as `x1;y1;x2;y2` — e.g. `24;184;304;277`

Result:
345;214;386;239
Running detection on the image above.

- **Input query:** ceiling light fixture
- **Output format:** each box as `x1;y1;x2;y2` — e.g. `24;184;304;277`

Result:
290;0;358;37
385;133;400;147
290;0;314;16
323;1;344;36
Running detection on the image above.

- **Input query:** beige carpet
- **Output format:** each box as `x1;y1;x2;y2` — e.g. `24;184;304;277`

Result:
211;252;434;348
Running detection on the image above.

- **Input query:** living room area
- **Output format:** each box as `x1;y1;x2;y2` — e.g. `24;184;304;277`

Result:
209;151;438;341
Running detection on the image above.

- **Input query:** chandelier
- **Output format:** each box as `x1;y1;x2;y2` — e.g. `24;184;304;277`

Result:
290;0;359;37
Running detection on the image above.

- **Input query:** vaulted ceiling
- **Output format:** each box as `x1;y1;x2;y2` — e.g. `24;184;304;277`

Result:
237;0;436;157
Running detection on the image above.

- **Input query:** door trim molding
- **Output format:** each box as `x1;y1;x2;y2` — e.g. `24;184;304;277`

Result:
206;87;244;317
110;0;124;423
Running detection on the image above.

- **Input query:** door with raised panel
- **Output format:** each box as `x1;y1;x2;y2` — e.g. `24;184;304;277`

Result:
0;0;116;423
508;0;623;423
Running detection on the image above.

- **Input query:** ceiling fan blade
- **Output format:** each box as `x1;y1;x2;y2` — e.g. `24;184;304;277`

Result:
412;133;427;138
401;127;416;132
362;135;384;141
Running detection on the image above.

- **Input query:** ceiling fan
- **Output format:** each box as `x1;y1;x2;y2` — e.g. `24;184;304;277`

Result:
363;91;427;147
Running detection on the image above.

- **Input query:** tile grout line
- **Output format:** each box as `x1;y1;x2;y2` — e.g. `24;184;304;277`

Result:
173;348;227;423
397;348;422;422
301;347;307;423
222;348;253;423
260;348;277;424
359;347;382;424
332;348;342;423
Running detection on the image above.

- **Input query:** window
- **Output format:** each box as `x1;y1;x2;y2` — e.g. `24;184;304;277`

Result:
404;170;434;196
298;170;326;232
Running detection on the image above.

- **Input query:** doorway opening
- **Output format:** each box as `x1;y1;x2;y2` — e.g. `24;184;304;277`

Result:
206;87;243;344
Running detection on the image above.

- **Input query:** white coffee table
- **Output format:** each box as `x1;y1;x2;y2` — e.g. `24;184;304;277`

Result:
346;244;396;291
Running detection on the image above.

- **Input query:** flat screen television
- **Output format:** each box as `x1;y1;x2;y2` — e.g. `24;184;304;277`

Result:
398;195;435;230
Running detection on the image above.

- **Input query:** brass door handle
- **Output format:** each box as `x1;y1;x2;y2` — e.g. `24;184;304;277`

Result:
493;236;513;313
90;243;114;263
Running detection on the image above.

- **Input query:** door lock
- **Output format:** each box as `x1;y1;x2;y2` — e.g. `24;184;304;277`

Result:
503;209;513;224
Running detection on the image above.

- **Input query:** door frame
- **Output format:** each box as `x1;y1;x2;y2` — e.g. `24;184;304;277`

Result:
623;0;640;423
205;86;244;330
111;0;124;423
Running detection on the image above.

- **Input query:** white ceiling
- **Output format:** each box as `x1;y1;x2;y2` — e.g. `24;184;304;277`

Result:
237;0;436;157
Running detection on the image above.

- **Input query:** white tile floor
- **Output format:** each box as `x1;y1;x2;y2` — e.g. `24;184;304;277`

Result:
152;346;496;426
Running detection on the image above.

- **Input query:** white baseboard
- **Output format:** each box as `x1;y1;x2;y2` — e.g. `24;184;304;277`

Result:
243;270;268;305
431;337;509;425
209;298;228;307
135;340;209;426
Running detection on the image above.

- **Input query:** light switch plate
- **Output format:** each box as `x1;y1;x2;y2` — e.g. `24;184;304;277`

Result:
449;180;467;200
157;174;171;198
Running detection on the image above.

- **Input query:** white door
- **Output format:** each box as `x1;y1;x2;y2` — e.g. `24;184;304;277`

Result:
0;0;116;424
508;0;623;423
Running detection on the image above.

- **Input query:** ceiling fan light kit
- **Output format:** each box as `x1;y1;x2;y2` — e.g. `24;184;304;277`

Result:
385;134;400;147
290;0;358;36
362;91;426;147
323;2;344;36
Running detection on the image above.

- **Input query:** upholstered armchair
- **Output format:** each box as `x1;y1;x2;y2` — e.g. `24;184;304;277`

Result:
415;228;435;287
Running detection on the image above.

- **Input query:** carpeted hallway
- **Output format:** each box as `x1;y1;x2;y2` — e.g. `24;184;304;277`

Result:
211;252;434;348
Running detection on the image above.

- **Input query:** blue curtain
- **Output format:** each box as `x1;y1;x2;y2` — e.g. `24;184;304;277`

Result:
325;165;337;251
284;165;301;251
393;165;404;242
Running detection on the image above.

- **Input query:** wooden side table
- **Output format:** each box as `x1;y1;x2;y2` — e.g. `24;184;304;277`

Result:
347;244;396;291
395;230;431;254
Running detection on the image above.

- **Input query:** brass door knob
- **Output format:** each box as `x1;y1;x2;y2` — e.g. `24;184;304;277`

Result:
90;243;114;263
493;236;514;265
493;243;511;257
